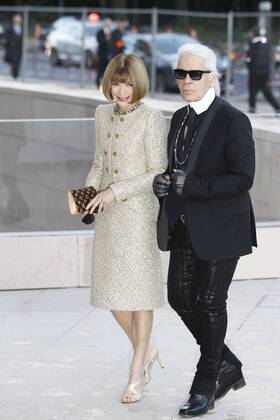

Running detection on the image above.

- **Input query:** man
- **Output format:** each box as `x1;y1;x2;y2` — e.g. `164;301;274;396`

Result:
96;18;112;87
4;14;23;79
246;28;280;113
153;44;257;417
111;19;128;57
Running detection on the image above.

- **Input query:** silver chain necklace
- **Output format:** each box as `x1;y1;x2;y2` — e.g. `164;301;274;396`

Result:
174;106;198;167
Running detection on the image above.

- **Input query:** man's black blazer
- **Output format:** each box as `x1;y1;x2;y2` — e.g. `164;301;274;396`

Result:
157;96;257;261
4;27;22;64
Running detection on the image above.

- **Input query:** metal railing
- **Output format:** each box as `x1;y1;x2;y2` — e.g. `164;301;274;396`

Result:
0;6;280;102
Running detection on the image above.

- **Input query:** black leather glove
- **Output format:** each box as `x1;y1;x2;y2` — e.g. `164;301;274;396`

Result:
152;173;171;198
171;169;188;197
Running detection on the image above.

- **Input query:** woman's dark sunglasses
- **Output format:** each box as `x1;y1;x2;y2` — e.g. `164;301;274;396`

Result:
174;69;211;80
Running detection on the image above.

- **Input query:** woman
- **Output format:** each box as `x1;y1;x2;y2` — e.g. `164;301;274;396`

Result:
85;54;167;403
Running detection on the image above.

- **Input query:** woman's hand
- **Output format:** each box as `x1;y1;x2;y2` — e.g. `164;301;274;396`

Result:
85;188;115;214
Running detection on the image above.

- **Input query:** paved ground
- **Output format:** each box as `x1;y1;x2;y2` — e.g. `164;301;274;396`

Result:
0;278;279;420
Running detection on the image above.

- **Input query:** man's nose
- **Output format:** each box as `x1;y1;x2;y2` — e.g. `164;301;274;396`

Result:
183;74;192;83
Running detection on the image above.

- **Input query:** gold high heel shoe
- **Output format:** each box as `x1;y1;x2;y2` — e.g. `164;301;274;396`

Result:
121;377;144;404
144;348;164;385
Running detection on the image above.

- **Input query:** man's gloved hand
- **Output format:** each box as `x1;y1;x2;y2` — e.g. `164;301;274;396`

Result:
171;169;188;197
152;173;171;198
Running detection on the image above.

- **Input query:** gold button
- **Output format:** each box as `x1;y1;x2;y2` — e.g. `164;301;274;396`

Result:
106;167;109;172
113;151;117;156
120;117;124;122
108;133;110;138
111;116;114;121
114;169;118;174
115;133;119;138
104;151;108;155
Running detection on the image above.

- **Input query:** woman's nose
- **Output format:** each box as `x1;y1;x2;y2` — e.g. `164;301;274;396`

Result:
119;84;127;94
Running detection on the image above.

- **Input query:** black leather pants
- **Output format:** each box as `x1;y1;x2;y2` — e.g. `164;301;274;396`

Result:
167;222;240;395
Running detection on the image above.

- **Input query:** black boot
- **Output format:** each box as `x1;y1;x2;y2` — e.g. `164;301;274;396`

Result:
215;360;246;400
179;393;215;417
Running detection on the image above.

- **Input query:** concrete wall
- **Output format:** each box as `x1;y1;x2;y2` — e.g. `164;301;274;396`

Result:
0;82;174;119
249;115;280;222
0;84;105;119
0;226;279;290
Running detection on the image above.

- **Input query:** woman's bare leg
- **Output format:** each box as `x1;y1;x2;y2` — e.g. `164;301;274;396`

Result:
111;310;135;345
129;310;153;383
112;310;154;402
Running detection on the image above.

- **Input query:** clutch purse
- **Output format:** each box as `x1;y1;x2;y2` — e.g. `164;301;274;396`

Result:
68;186;97;215
68;186;98;224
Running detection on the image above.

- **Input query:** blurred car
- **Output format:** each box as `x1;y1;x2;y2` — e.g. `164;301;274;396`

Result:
51;16;78;31
45;18;104;68
123;32;228;94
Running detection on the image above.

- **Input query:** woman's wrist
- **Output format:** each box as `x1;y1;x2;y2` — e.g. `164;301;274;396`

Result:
107;186;116;200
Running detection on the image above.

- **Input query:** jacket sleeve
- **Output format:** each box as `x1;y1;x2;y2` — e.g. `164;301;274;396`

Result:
84;106;103;190
110;110;168;202
182;113;255;199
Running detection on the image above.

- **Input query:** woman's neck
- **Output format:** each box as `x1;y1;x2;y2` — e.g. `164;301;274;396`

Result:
116;102;136;113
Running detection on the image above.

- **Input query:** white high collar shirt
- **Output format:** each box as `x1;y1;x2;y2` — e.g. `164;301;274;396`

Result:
188;87;216;115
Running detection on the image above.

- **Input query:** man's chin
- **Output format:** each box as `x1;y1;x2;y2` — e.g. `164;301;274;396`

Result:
182;93;196;102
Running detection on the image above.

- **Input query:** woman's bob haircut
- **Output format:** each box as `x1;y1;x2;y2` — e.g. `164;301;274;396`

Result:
102;53;149;103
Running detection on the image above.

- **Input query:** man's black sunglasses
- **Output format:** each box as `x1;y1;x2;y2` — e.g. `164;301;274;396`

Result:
174;69;211;80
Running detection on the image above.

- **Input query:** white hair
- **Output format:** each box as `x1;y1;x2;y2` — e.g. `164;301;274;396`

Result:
177;43;221;96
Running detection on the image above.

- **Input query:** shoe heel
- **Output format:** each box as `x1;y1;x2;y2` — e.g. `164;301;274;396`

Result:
233;377;246;390
156;356;164;369
153;350;164;369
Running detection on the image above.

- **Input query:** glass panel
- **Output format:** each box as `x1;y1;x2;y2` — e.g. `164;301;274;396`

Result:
0;115;279;234
0;119;94;232
1;7;280;107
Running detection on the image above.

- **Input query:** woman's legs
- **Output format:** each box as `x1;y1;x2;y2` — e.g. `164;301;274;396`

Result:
130;310;153;381
111;309;154;381
111;310;135;345
112;309;154;402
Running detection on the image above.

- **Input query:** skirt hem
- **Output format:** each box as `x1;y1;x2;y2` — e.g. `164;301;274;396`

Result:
90;299;164;311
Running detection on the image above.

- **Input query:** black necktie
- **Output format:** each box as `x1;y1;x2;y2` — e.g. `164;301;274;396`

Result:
184;106;197;143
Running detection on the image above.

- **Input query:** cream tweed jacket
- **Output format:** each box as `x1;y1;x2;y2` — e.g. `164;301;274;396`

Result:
85;102;168;310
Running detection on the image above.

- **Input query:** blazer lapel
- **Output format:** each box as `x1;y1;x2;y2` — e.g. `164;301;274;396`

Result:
185;96;222;175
